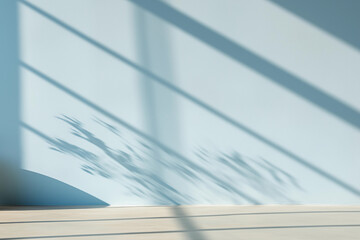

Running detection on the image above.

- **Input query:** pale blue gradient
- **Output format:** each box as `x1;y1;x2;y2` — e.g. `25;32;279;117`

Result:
0;0;359;205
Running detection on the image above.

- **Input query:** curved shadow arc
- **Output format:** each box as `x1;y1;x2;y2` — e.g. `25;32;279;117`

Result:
16;170;108;206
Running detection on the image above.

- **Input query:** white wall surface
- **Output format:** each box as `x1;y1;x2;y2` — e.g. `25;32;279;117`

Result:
1;0;359;205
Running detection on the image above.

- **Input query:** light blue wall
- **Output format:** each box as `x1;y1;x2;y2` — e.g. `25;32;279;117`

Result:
1;0;360;205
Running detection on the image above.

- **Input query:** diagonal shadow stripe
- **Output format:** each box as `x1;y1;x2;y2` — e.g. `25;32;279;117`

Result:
129;0;360;130
270;0;360;51
19;1;360;197
20;62;260;205
172;206;207;240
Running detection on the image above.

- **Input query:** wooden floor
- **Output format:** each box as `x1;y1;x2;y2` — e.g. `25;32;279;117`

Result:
1;205;360;239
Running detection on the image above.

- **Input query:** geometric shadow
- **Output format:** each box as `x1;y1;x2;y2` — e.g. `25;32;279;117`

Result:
129;0;360;130
16;170;108;206
271;0;360;50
